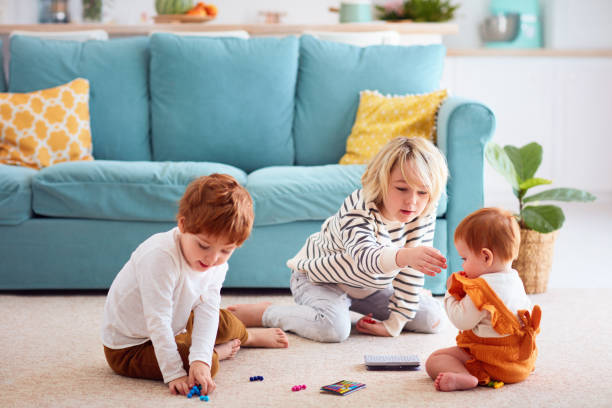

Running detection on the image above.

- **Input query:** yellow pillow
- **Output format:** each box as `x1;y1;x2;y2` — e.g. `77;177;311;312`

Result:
0;78;93;169
339;89;448;165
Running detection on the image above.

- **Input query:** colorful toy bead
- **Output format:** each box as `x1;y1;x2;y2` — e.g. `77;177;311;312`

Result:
486;380;504;389
250;375;264;381
363;318;376;324
187;384;205;398
292;384;307;391
200;395;209;401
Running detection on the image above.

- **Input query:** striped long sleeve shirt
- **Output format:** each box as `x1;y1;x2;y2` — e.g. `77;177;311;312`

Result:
287;189;437;336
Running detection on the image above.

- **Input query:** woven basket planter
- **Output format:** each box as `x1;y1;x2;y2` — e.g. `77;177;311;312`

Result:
512;228;559;294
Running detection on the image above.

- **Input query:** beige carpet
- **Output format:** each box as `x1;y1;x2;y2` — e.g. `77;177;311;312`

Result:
1;289;611;408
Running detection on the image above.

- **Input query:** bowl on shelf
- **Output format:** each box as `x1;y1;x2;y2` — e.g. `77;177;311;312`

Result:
480;13;519;42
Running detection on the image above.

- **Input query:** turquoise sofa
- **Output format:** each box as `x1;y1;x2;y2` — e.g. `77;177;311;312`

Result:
0;34;494;294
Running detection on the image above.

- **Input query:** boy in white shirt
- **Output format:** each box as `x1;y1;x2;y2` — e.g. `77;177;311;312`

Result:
425;207;541;391
102;174;288;397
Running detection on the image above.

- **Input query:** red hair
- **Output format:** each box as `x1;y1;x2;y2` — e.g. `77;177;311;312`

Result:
454;207;521;263
177;174;254;246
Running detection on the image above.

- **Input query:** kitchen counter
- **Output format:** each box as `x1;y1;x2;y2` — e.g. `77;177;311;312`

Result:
0;22;458;36
1;24;610;57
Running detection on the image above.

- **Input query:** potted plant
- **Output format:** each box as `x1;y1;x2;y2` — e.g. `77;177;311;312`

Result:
376;0;459;22
485;142;596;293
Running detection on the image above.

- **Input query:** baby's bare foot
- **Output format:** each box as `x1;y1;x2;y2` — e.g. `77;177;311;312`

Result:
434;372;478;391
227;302;271;327
214;339;241;360
243;328;289;348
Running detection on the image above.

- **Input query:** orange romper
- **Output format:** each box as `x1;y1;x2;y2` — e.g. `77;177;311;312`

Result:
448;273;542;384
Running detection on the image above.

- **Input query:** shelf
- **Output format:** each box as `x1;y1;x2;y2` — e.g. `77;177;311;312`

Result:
0;22;458;36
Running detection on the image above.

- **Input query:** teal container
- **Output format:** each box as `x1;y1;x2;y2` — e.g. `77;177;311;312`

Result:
339;1;372;23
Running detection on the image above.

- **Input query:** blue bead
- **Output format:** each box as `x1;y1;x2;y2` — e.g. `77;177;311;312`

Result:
258;376;264;381
203;395;209;401
187;393;192;398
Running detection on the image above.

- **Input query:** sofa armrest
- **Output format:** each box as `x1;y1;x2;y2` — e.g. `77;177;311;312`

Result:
436;96;495;279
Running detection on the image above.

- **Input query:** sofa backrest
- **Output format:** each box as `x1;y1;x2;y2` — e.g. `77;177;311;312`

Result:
8;35;151;161
293;35;446;166
6;34;446;170
149;33;298;173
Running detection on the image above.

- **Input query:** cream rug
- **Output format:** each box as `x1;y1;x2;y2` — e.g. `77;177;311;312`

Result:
1;289;611;408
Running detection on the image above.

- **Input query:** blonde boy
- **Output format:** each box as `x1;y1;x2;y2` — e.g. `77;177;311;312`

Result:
102;174;288;396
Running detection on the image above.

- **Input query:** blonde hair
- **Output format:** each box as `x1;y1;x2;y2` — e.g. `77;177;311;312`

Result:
361;137;448;216
454;207;521;263
177;174;254;246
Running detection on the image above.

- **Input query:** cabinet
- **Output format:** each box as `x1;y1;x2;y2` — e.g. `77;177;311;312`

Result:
443;55;612;203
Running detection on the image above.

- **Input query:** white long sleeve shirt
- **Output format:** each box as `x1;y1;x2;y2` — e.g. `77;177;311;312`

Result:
444;269;532;338
287;189;437;337
101;227;227;383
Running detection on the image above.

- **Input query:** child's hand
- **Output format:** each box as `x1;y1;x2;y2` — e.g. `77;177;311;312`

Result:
168;375;190;395
356;314;392;337
189;361;215;396
397;246;447;276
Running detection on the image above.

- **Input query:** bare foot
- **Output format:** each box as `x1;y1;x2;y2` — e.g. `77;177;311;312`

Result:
214;339;241;360
227;302;271;327
434;372;478;391
243;328;289;348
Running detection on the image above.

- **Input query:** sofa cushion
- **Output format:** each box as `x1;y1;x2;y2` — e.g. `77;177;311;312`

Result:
0;164;37;225
0;78;94;169
248;164;447;226
294;35;446;165
9;35;150;161
248;164;366;226
150;33;298;173
32;160;247;221
339;89;448;164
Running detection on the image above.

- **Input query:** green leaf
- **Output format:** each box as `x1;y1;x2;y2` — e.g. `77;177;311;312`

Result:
504;142;542;182
519;177;552;191
485;142;519;190
523;188;597;203
521;205;565;233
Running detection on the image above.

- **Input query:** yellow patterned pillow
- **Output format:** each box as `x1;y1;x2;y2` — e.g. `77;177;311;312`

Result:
0;78;93;169
339;89;447;165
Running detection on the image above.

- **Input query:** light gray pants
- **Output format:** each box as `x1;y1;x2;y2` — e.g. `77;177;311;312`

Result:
262;271;446;343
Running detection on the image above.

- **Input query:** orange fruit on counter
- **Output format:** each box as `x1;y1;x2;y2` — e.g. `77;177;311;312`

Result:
187;7;207;16
204;4;218;17
186;2;216;18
